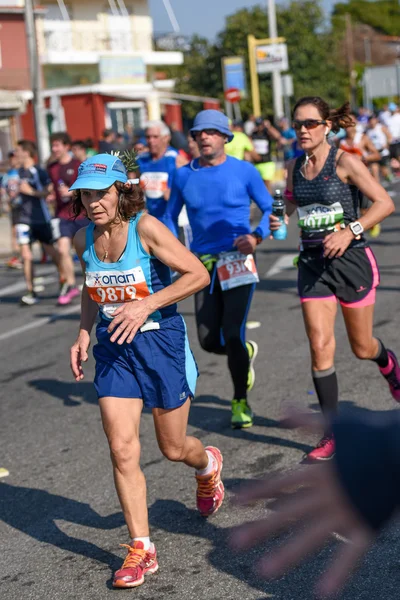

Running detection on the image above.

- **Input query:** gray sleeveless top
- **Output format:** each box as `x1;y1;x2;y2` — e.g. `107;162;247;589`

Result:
293;145;365;250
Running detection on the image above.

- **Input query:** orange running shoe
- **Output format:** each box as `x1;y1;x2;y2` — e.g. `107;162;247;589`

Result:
113;541;158;589
196;446;224;517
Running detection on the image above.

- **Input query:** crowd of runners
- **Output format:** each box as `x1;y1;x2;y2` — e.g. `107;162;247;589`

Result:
2;97;400;592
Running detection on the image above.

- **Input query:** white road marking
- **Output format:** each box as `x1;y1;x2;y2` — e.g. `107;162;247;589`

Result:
0;304;81;342
265;254;298;277
246;321;261;329
0;275;58;299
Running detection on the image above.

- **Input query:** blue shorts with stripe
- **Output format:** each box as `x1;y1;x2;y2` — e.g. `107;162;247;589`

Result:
93;314;198;409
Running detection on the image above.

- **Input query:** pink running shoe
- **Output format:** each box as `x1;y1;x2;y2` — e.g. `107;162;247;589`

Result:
305;435;335;462
57;284;80;306
196;446;224;517
113;541;158;589
379;350;400;402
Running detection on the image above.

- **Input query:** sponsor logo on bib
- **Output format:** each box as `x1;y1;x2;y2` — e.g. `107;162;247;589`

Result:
297;202;344;232
86;267;150;318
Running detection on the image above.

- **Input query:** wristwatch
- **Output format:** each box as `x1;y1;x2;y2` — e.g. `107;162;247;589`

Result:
349;221;364;239
251;233;263;246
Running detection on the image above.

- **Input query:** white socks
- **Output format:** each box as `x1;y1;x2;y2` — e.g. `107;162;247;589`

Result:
196;449;216;476
131;536;153;551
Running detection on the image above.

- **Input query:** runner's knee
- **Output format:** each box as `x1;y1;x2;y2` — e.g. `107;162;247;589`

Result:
198;326;222;353
158;441;186;462
350;340;374;360
108;436;141;472
309;335;335;366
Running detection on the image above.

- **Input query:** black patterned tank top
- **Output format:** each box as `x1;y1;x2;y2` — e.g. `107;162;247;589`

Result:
293;145;365;249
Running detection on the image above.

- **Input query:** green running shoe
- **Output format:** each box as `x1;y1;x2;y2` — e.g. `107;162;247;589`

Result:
231;399;254;429
246;340;258;392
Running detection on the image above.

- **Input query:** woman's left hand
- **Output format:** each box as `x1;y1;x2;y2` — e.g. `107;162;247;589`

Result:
107;300;151;344
323;228;354;259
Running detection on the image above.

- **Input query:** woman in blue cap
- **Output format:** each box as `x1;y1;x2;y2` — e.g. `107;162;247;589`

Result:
69;153;225;589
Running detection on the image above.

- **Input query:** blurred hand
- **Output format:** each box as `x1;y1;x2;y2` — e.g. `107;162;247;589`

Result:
19;181;35;196
231;412;375;598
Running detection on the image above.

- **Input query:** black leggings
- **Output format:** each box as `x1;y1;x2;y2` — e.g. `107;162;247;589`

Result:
194;277;255;400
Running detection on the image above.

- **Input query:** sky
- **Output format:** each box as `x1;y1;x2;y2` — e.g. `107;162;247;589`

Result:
148;0;338;40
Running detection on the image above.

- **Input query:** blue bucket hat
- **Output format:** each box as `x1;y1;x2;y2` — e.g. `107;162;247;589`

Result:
69;153;128;191
190;110;233;142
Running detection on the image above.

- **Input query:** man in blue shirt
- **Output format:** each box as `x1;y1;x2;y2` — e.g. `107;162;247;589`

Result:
137;120;183;220
164;110;273;429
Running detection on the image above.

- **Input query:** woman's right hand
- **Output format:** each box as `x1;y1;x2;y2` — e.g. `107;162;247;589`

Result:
269;214;289;238
70;331;91;381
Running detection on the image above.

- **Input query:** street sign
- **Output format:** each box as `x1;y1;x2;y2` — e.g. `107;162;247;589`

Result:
222;56;247;98
224;88;241;104
256;43;288;74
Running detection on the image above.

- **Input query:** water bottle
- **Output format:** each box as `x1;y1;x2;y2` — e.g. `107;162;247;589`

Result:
271;189;287;240
58;179;70;203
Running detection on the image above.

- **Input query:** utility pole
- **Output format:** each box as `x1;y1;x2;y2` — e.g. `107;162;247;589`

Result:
267;0;284;118
345;13;357;110
24;0;50;165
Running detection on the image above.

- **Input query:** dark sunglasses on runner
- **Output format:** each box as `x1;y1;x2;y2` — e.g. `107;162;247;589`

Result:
292;119;327;131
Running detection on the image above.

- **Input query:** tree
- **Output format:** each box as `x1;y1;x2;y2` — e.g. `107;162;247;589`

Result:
168;1;349;120
333;0;400;36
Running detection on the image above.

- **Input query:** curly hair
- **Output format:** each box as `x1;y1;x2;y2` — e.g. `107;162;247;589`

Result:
72;181;145;221
293;96;353;133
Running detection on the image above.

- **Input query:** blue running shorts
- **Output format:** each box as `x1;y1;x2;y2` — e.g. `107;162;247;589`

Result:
93;314;198;409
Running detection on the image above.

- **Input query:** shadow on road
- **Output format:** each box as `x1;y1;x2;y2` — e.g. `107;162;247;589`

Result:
0;482;124;574
29;379;97;407
191;396;312;455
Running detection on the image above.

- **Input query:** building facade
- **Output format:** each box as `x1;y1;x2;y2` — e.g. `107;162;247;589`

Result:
0;0;220;156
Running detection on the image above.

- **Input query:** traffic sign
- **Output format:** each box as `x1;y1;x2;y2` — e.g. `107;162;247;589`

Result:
224;88;241;104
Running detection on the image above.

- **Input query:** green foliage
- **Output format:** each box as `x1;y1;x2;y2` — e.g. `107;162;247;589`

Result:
333;0;400;35
111;150;138;173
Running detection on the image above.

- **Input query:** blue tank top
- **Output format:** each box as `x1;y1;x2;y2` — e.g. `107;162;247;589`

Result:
137;148;177;219
83;212;176;322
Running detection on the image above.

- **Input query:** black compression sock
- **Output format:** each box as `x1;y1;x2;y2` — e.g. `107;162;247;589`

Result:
312;366;339;417
371;338;389;369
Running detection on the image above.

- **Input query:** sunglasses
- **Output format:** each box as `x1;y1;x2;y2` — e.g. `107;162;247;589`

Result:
292;119;327;131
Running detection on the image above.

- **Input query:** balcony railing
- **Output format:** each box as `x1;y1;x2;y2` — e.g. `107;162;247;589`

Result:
38;18;153;59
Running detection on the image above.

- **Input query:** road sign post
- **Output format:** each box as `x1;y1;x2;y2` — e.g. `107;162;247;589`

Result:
247;34;288;118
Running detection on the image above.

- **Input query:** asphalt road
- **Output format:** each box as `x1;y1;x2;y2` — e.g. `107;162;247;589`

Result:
1;182;400;600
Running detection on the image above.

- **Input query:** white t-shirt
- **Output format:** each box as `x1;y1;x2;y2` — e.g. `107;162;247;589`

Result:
388;113;400;141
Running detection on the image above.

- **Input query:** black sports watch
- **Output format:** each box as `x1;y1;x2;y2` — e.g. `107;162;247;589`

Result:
251;233;263;246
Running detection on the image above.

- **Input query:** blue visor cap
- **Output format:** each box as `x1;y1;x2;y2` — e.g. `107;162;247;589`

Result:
69;153;128;191
190;109;234;142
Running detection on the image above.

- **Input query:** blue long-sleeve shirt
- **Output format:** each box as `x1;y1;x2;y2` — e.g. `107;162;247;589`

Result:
163;156;272;255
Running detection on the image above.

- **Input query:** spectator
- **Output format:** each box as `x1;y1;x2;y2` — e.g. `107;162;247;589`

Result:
278;117;297;164
133;137;148;156
225;120;260;162
98;129;116;154
71;140;88;163
1;150;22;269
244;114;256;136
47;132;88;305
